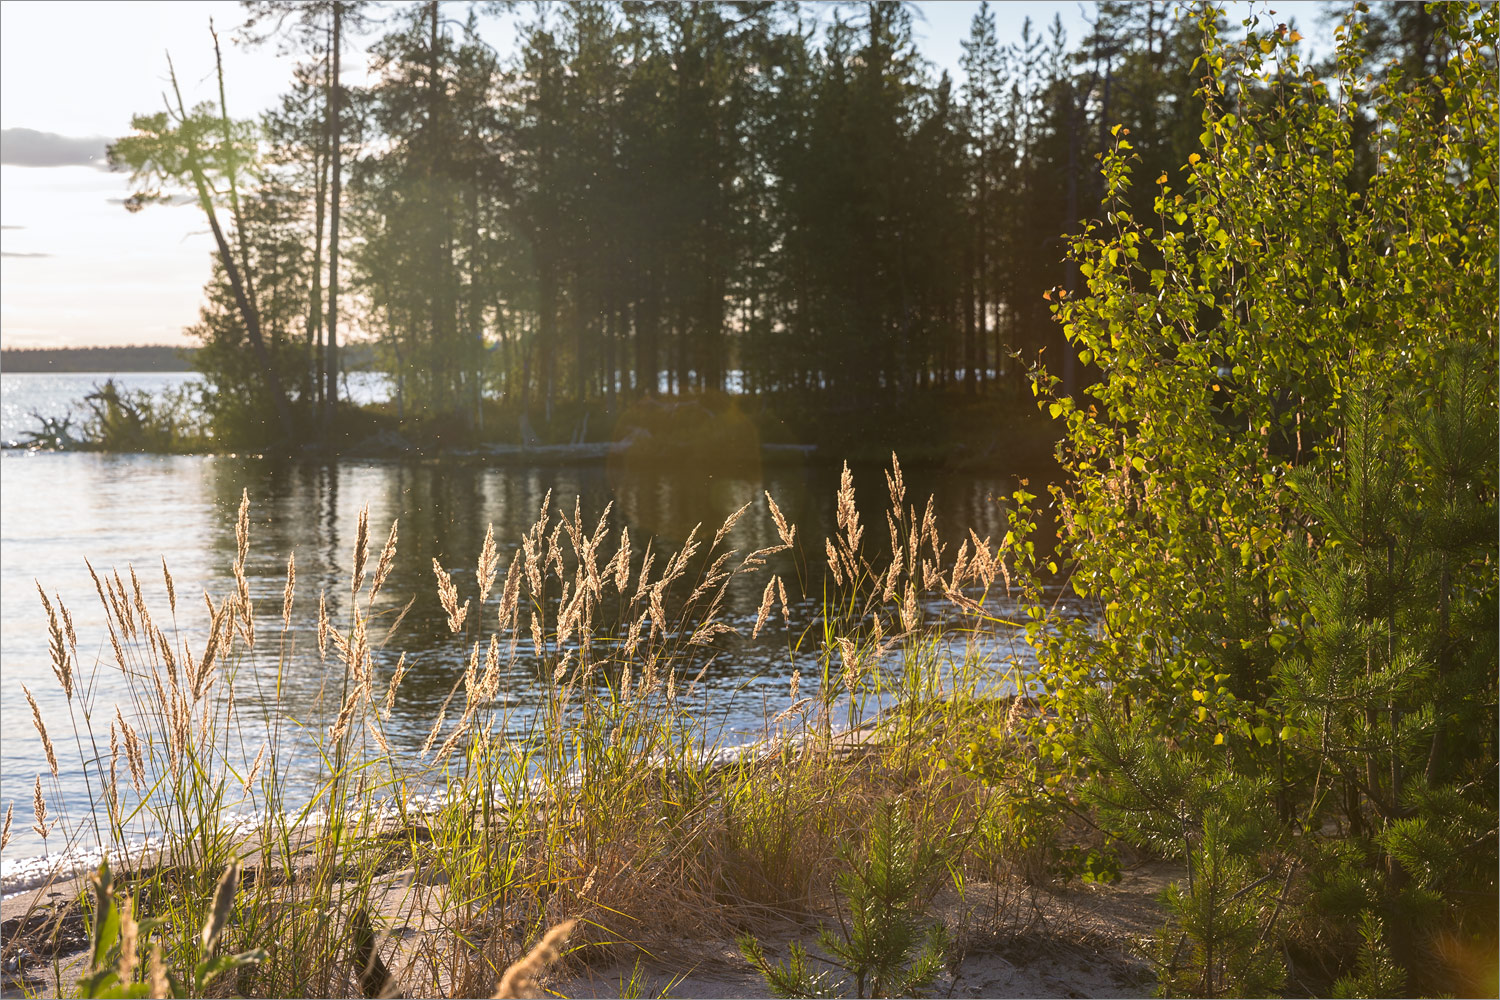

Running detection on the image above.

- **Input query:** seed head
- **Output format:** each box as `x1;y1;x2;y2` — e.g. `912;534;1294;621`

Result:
477;524;499;605
370;518;400;602
161;557;176;615
37;583;72;700
480;636;501;702
430;715;472;765
886;453;906;514
148;942;168;999
235;490;250;570
201;861;239;953
433;559;469;633
712;499;753;550
352;505;370;597
243;741;267;794
498;557;523;629
318;591;329;661
23;685;57;777
31;776;48;840
612;527;632;593
752;578;776;640
494;919;575;999
384;653;409;716
116;708;146;791
420;709;447;759
282;552;296;628
825;538;844;587
116;896;139;984
765;491;795;549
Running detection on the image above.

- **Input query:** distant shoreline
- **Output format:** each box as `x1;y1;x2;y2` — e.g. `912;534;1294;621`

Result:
1;344;380;374
1;346;195;373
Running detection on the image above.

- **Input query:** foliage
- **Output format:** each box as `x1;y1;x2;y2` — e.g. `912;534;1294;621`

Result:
74;860;265;999
79;380;206;453
740;803;951;999
109;28;298;443
1079;698;1284;996
185;249;313;447
106;1;1260;450
1023;2;1497;995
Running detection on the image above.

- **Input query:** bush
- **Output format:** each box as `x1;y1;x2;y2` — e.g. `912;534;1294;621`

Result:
1022;3;1497;995
80;379;207;453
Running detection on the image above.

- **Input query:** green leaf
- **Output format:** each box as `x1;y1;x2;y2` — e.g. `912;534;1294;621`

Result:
78;969;121;999
193;950;267;993
90;862;120;974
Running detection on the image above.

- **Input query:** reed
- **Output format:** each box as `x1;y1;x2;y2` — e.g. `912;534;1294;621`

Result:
2;455;1042;999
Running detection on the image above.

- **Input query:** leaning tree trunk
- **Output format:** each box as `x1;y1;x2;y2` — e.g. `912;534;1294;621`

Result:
187;161;296;441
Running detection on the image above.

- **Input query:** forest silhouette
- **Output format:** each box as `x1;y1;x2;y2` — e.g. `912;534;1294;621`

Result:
107;0;1262;450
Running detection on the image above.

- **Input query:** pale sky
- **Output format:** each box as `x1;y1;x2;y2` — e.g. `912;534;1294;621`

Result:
0;1;1329;350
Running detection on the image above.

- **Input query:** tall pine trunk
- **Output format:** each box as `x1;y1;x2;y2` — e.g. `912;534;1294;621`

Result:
636;259;660;397
306;41;330;410
963;233;977;395
539;258;557;425
324;1;343;432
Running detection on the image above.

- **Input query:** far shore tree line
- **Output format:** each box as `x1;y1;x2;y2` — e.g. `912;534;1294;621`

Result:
1;346;196;373
0;344;377;375
109;1;1448;447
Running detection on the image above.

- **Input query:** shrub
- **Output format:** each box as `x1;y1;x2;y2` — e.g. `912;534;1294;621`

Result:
1022;3;1497;995
80;379;207;453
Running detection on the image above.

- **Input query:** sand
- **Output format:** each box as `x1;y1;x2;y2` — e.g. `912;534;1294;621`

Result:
2;857;1179;998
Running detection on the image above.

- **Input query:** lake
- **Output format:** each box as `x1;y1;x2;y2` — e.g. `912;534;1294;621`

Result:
0;373;1051;887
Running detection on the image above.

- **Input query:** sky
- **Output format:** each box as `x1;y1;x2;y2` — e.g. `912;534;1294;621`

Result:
0;1;1332;350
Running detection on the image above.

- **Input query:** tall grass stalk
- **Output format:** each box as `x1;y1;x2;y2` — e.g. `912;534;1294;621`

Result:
4;456;1037;998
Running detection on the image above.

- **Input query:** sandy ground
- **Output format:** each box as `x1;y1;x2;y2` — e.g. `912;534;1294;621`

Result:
553;861;1178;999
2;857;1177;998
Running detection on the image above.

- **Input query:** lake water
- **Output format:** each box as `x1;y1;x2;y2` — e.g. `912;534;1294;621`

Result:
0;373;1051;887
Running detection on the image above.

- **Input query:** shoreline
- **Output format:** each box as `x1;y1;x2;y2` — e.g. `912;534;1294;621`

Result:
1;436;1059;476
0;714;896;901
0;370;1063;473
0;704;1177;1000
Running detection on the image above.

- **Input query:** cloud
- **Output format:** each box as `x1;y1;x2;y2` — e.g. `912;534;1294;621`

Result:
1;251;53;258
1;128;110;168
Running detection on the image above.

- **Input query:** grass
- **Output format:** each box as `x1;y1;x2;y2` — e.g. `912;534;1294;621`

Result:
2;456;1078;999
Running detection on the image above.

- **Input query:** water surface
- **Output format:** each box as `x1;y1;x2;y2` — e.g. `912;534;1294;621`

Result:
0;373;1050;880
